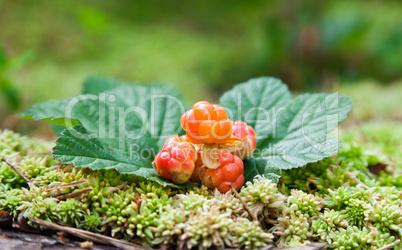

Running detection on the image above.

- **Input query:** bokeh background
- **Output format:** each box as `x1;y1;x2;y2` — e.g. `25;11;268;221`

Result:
1;0;402;138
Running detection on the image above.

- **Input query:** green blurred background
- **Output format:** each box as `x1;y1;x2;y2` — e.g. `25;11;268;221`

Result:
1;0;402;138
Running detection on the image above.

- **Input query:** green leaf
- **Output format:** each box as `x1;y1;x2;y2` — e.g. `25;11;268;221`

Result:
42;76;125;135
17;97;81;127
19;83;184;148
256;93;353;169
54;125;195;188
243;157;282;183
219;77;291;130
220;77;353;180
82;75;126;95
18;75;128;126
18;77;189;188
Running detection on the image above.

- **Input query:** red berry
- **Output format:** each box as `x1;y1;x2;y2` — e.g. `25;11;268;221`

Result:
199;152;244;193
232;121;256;159
180;101;232;144
163;135;180;148
153;136;197;184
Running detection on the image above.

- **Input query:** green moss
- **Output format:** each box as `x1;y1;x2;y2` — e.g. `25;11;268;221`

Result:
325;186;378;210
232;217;273;249
329;226;396;250
272;211;312;247
241;178;285;209
286;190;324;218
0;188;23;214
80;214;102;232
370;200;402;236
344;199;371;228
311;209;348;243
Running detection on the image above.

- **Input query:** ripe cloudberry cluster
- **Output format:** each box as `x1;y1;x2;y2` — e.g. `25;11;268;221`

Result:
180;101;232;144
153;101;257;193
153;135;197;184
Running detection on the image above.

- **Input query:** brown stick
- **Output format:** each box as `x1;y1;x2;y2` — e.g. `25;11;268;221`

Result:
62;164;73;173
375;240;400;250
1;158;32;185
46;180;89;192
346;171;369;188
228;184;259;223
55;187;93;200
308;215;319;222
27;217;147;250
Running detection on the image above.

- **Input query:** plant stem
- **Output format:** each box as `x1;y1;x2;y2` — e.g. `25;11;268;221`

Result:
28;217;146;250
346;171;368;188
376;240;400;250
55;187;93;200
228;184;259;223
1;157;32;185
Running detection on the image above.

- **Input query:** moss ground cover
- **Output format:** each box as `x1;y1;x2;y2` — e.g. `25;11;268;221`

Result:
1;121;401;249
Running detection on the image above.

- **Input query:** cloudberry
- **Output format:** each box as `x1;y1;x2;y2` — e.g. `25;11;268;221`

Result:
232;121;256;159
180;101;232;144
199;152;244;193
153;136;197;184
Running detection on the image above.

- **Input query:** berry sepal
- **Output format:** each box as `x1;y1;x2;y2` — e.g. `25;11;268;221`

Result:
199;137;243;169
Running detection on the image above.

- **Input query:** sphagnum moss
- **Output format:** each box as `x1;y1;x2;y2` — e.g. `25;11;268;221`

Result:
286;189;324;218
1;129;402;249
370;200;402;236
329;226;396;250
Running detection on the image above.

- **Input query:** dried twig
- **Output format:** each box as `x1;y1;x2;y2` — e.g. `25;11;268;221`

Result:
55;187;93;200
27;217;146;250
375;240;400;250
308;216;318;222
79;241;94;248
45;180;89;192
260;242;326;250
228;184;259;223
57;231;67;245
117;182;127;191
346;171;368;188
1;158;32;185
62;164;73;173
